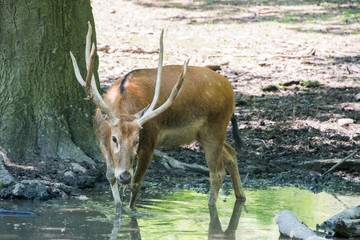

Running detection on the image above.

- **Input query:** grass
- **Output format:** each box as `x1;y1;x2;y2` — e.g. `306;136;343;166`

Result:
341;9;360;23
281;12;337;23
301;80;322;88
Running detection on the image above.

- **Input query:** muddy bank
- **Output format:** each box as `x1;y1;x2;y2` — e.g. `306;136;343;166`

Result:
2;141;358;202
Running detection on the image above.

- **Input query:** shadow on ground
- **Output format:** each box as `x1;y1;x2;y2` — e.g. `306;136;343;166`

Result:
134;0;360;34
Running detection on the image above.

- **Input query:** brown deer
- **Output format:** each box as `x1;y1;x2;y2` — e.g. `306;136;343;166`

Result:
70;22;246;212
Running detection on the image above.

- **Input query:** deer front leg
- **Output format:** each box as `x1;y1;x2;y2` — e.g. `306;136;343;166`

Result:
106;166;122;215
129;146;154;209
99;140;123;215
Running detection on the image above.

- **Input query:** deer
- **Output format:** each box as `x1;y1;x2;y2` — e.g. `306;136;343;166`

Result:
70;22;246;212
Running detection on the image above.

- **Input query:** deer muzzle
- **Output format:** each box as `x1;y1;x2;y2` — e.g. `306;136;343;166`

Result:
117;171;131;185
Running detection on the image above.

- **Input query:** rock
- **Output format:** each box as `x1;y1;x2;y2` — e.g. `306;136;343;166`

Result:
71;163;87;173
76;176;96;189
52;182;72;195
0;157;14;187
64;171;75;178
62;171;76;186
355;93;360;101
11;183;25;196
12;180;50;200
337;118;355;126
7;179;72;200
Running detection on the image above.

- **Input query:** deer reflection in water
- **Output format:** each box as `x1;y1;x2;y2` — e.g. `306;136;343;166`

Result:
208;200;245;240
109;200;245;240
109;216;141;240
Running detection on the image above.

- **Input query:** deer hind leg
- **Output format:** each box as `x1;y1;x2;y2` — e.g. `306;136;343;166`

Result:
199;135;227;206
222;143;246;200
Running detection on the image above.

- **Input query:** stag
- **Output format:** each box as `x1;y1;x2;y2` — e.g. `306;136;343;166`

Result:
70;22;246;212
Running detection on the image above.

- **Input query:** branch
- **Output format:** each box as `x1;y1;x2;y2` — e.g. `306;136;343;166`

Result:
275;210;326;240
322;148;358;176
318;205;360;232
154;150;209;175
334;218;360;237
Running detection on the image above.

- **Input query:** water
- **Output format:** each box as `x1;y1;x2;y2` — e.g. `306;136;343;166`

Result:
0;187;359;240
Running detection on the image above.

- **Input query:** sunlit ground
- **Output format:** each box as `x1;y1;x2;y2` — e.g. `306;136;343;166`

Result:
1;186;359;240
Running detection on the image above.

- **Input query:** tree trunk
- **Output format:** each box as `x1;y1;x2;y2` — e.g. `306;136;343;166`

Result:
0;0;102;197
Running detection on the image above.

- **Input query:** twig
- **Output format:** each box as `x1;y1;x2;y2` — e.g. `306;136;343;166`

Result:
252;138;268;148
242;173;249;186
274;49;326;60
323;148;359;176
331;193;350;209
274;54;325;60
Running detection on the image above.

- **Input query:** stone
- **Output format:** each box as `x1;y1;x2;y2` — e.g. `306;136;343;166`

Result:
71;163;87;173
0;155;14;187
337;118;355;126
12;180;50;200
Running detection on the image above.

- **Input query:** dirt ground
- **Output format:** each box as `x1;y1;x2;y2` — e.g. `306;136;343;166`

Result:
2;0;360;201
91;0;360;194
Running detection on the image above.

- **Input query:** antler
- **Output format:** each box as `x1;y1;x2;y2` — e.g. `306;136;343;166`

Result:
70;22;119;125
137;31;189;127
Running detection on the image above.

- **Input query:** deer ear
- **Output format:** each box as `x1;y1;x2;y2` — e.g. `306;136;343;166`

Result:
135;105;149;119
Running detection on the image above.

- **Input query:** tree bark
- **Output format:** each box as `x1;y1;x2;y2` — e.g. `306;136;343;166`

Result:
275;210;326;240
0;0;101;163
154;150;209;175
334;218;360;237
318;205;360;237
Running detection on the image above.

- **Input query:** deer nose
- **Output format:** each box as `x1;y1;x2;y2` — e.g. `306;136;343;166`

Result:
118;171;131;185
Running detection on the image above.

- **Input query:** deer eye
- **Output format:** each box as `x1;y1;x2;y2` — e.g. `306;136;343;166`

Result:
112;136;117;143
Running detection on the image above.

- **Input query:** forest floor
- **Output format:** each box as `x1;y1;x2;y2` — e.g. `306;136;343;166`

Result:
3;0;360;201
90;0;360;196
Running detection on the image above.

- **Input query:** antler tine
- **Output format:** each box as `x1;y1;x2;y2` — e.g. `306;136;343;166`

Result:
85;42;96;98
147;29;164;113
70;22;119;125
85;21;92;70
69;51;86;87
137;58;189;127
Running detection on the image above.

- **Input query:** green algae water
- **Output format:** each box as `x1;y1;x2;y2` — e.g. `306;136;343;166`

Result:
1;187;359;240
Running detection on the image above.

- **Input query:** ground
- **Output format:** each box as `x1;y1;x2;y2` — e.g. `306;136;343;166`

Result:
92;0;360;195
2;0;360;200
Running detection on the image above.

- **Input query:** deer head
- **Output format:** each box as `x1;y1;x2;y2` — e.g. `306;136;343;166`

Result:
70;22;188;185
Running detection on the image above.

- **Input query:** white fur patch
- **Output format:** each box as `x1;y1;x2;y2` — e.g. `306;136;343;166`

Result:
114;168;124;180
111;182;121;204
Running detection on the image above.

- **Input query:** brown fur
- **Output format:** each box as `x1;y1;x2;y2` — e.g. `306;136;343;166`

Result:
95;65;246;209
